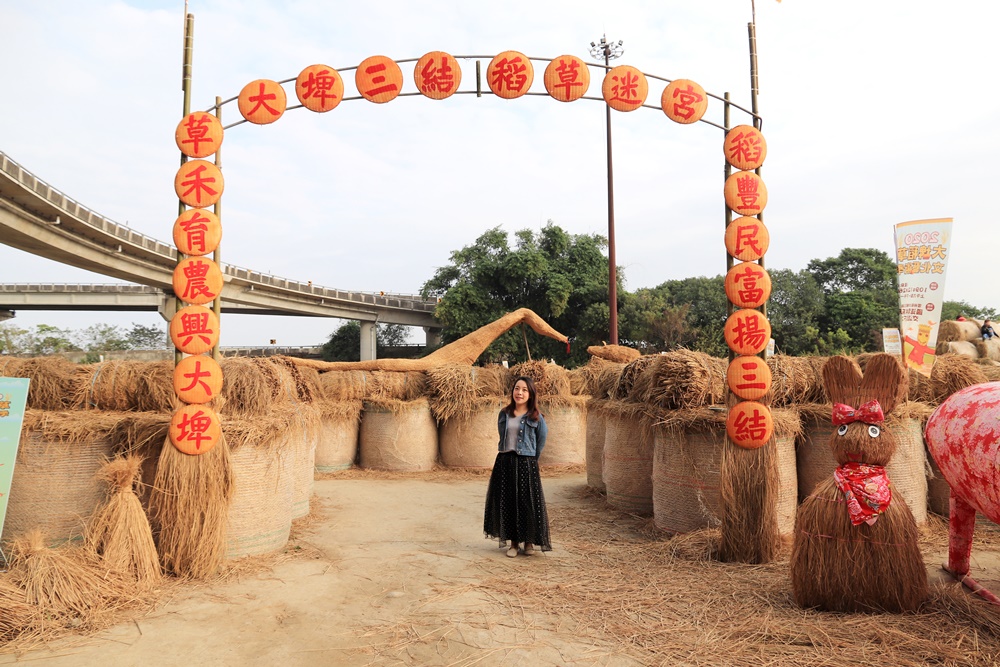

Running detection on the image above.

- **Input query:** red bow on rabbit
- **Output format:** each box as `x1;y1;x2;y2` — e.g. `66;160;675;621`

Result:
790;354;927;613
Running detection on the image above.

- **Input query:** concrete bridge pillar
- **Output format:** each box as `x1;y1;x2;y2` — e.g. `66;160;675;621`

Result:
360;321;377;361
158;294;177;322
0;309;14;322
423;327;442;349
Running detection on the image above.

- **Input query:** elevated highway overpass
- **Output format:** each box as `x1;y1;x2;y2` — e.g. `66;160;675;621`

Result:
0;151;442;352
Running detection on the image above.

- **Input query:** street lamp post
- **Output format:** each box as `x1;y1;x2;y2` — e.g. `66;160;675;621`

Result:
590;35;624;345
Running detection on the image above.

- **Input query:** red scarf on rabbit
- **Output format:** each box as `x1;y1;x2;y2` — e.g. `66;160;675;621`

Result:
831;400;891;526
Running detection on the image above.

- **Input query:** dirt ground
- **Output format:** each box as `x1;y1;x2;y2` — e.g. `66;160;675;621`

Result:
2;470;1000;666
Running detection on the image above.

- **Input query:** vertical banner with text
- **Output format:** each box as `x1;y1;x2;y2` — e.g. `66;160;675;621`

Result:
894;218;953;377
0;377;30;543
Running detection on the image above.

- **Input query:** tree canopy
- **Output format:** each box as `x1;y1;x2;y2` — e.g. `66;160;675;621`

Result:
321;321;414;362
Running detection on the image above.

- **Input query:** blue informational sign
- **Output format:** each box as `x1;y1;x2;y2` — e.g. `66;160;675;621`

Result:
0;377;30;544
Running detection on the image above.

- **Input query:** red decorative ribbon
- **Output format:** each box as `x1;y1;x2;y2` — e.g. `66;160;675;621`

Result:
831;399;884;426
833;462;892;526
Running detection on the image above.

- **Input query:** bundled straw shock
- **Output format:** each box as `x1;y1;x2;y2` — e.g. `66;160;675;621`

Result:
86;455;161;585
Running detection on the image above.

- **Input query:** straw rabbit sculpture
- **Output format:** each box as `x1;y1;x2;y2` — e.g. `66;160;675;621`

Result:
790;354;928;612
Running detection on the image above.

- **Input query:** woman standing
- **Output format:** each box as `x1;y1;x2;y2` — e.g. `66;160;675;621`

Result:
484;376;552;557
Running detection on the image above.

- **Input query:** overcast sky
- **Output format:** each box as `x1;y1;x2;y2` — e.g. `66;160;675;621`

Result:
2;1;997;347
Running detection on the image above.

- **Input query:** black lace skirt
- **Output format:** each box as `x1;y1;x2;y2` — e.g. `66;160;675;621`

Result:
483;451;551;550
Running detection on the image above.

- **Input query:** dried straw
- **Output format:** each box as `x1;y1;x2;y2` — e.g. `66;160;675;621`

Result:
133;361;174;412
271;355;319;402
367;371;428;402
566;367;589;395
766;355;827;406
635;350;726;408
976;338;1000;362
509;360;571;397
148;431;234;579
979;361;1000;382
822;356;863;406
939;319;984;343
586;343;641;363
937;341;980;358
928;353;989;404
86;455;161;586
2;356;81;410
318;369;372;401
6;530;134;617
0;575;43;645
218;356;274;417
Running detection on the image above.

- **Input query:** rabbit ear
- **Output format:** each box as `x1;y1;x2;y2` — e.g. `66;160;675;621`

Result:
857;353;906;415
822;356;862;406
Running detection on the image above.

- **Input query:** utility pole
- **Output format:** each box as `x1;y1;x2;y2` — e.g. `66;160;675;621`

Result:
590;35;624;345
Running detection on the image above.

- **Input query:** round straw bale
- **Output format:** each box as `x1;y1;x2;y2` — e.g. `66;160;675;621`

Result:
766;355;825;407
976;338;1000;361
315;400;362;472
271;355;320;403
509;361;571;397
9;356;85;410
585;399;608;491
937;341;979;358
359;398;438;471
225;420;294;559
567;368;589;395
319;369;372;401
979;360;1000;383
426;365;479;422
290;414;319;519
133;361;174;412
368;371;428;402
439;397;506;468
907;367;933;403
639;351;726;408
473;365;510;398
938;320;984;343
602;402;654;515
612;355;659;402
587;344;641;364
538;396;587;466
928;354;988;404
4;411;121;547
592;361;625;400
219;357;273;418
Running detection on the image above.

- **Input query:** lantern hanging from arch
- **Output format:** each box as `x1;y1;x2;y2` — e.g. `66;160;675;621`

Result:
727;356;772;401
725;262;772;309
725;308;771;356
175;160;224;208
173;208;222;257
724;171;768;217
726;401;773;449
602;65;647;112
544;55;589;102
356;56;403;104
237;79;287;124
173;355;224;405
414;51;461;100
175;112;223;159
173;257;224;306
296;64;344;112
725;216;769;261
170;305;220;355
487;51;533;99
725;124;767;171
169;403;222;456
661;79;708;124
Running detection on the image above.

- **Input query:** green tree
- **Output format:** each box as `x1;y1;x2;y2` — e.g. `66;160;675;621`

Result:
125;322;168;349
0;323;29;355
421;222;614;367
25;324;79;356
807;248;899;352
78;323;130;352
941;300;997;321
767;269;825;356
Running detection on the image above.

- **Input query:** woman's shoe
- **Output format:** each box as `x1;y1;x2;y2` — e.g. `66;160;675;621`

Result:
506;546;518;558
524;543;535;555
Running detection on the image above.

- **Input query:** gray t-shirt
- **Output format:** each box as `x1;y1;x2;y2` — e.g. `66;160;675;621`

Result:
501;413;520;452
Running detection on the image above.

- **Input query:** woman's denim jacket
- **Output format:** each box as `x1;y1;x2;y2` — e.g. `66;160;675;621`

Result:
496;410;547;457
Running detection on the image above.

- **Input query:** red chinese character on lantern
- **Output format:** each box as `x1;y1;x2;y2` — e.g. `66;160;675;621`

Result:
175;408;214;450
179;212;209;254
246;82;280;118
356;56;403;103
492;56;528;94
179;164;218;206
301;69;339;106
555;59;583;96
180;260;215;301
726;263;770;307
603;65;647;111
610;70;638;103
727;355;771;400
725;309;771;355
661;79;708;124
736;174;760;211
179;114;215;155
420;58;454;94
734;224;762;256
178;311;213;347
180;359;214;396
727;402;773;449
732;314;767;351
672;84;703;120
726;127;765;169
364;62;397;97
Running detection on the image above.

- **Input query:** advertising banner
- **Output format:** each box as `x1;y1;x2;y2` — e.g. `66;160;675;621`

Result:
882;328;902;355
894;218;953;377
0;377;30;544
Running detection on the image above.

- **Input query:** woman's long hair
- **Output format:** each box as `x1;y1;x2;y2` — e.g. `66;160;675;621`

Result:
504;375;540;421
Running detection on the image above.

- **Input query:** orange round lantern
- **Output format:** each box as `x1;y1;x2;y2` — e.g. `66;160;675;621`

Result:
174;354;224;405
356;56;403;104
726;401;773;449
725;216;770;261
727;356;772;401
173;208;222;257
661;79;708;124
602;65;647;112
173;257;223;306
169;404;222;456
170;305;220;355
414;51;461;100
544;55;589;102
175;160;224;208
175;112;223;159
724;171;768;216
487;51;533;99
725;124;767;171
725;308;772;356
725;262;772;309
237;79;287;124
295;64;344;112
